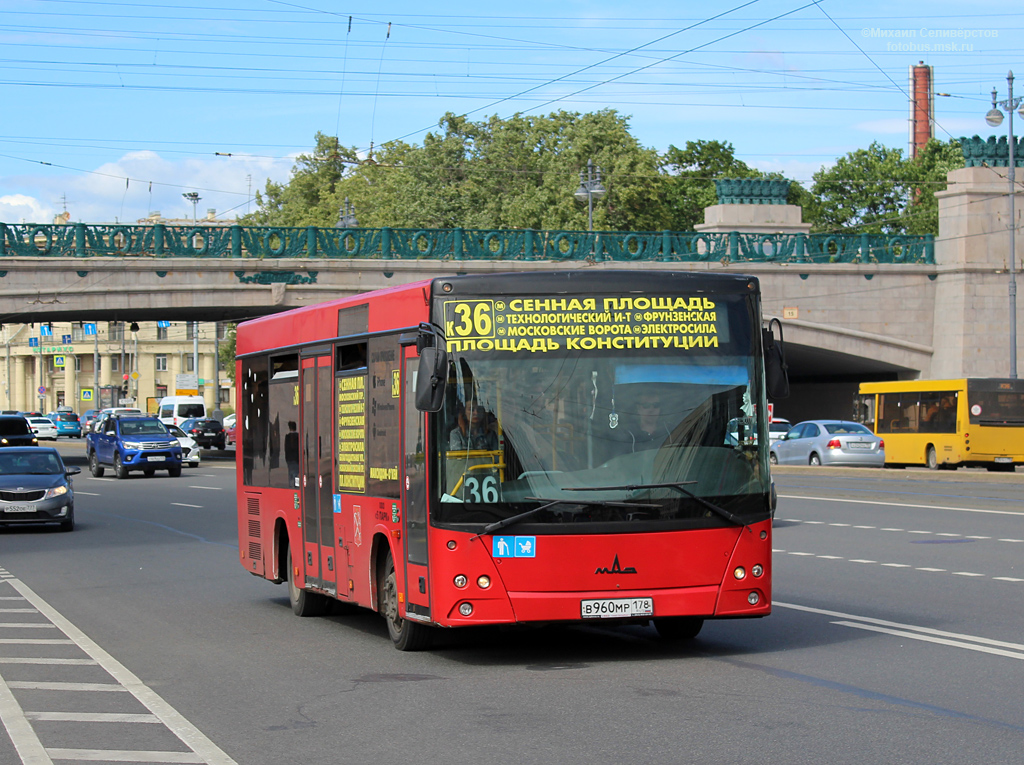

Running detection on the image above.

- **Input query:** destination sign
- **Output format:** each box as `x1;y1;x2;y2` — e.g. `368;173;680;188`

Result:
443;296;730;354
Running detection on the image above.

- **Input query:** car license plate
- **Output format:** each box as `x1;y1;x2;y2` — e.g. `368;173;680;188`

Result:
4;504;35;513
147;455;166;462
995;457;1013;463
581;597;654;619
847;442;870;449
203;431;215;436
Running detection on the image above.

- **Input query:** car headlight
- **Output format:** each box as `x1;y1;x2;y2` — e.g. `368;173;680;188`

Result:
122;441;143;450
44;485;69;499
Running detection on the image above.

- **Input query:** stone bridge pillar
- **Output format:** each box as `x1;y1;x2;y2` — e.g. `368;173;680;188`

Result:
933;165;1024;378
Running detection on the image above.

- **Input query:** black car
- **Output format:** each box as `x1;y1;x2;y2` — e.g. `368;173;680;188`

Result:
181;418;226;449
0;415;39;447
0;447;79;531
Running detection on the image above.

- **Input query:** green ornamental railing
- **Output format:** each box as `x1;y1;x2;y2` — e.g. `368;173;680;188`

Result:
0;223;935;264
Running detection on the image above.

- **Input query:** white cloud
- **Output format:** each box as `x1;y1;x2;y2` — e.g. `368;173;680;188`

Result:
0;194;53;224
749;158;832;185
1;152;295;224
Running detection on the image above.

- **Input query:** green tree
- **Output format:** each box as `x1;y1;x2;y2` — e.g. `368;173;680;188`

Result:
241;133;360;227
252;111;669;231
660;140;763;231
218;324;236;383
806;139;962;235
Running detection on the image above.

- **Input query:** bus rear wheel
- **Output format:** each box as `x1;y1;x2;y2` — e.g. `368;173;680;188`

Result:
926;445;938;470
287;548;328;617
379;551;433;651
654;617;704;641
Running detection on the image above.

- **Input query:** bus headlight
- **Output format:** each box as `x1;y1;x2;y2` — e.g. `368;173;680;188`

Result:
459;602;473;616
453;575;467;588
748;592;760;605
733;567;746;580
477;576;491;589
752;564;763;577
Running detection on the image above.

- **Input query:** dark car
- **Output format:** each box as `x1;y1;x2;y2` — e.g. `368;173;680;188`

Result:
181;418;226;449
0;447;80;531
0;415;39;447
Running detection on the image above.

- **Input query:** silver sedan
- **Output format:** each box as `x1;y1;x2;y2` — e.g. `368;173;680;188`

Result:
770;420;884;467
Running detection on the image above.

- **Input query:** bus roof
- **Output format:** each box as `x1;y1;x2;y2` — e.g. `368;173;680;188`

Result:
858;378;1021;394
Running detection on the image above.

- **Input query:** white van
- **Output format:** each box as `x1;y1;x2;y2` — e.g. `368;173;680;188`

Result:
157;396;207;427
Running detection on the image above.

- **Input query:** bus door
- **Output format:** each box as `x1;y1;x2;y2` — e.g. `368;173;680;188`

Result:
402;345;431;622
300;353;337;595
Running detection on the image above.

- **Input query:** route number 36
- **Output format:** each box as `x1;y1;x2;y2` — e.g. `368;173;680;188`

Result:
463;475;499;503
447;300;494;339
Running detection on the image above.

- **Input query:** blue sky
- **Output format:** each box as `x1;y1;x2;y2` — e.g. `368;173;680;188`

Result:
0;0;1018;224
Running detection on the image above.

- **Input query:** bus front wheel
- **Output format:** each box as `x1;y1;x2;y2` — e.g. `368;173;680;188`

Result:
926;445;938;470
379;551;433;651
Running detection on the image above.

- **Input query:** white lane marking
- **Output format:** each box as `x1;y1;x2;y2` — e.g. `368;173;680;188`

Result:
936;533;961;537
780;494;1024;517
74;491;101;496
6;681;126;692
0;672;51;764
0;597;26;601
788;552;814;556
832;621;1024;661
967;536;991;539
907;530;931;534
6;577;239;764
777;601;1024;652
952;572;985;577
0;639;72;645
881;528;904;531
25;712;160;723
994;577;1024;582
0;624;55;629
849;559;876;563
784;520;1024;546
917;567;946;572
853;525;875;529
171;504;203;509
999;538;1024;543
46;750;203;763
803;521;824;524
817;555;843;559
187;486;221;491
881;563;911;568
0;658;95;666
829;523;851;527
0;609;35;613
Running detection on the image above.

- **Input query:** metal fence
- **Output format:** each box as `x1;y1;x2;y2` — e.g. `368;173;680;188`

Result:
0;223;935;264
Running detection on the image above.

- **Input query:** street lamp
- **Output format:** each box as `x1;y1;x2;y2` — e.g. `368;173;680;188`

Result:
335;197;358;228
986;71;1024;379
182;192;201;223
574;159;606;231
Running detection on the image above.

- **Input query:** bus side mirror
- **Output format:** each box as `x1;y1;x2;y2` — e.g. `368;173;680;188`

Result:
763;318;790;400
415;346;448;412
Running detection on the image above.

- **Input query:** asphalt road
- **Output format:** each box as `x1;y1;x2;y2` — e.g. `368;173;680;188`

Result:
2;446;1023;764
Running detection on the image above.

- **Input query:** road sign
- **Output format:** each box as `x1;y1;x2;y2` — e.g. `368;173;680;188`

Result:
130;371;139;380
28;338;38;347
84;323;97;336
157;321;171;328
37;386;46;395
80;389;94;402
40;325;52;336
53;355;65;368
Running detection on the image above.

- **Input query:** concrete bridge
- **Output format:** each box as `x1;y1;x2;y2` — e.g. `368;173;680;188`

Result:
0;165;1019;422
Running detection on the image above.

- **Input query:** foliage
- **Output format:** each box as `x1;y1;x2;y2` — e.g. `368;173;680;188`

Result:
218;324;236;383
660;140;765;231
806;139;963;235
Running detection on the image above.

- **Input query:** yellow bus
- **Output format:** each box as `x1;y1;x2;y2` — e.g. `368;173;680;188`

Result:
856;378;1024;471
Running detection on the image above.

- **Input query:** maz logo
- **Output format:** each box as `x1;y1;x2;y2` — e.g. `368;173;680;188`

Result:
595;555;637;574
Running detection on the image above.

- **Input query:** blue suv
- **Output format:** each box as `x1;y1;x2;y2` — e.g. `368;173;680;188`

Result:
86;414;182;478
46;410;83;438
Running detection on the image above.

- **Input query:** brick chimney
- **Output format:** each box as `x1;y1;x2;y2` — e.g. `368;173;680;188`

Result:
909;62;934;158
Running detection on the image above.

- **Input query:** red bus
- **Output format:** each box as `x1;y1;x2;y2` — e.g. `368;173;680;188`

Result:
236;271;784;649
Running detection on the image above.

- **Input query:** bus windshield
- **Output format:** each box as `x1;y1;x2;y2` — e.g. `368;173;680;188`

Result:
434;294;769;531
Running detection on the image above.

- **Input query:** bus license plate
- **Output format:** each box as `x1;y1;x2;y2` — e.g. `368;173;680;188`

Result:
581;597;654;619
4;504;35;513
995;457;1013;463
147;455;166;462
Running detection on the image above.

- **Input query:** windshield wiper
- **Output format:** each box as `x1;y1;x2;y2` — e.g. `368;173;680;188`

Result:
564;482;746;527
476;497;659;537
